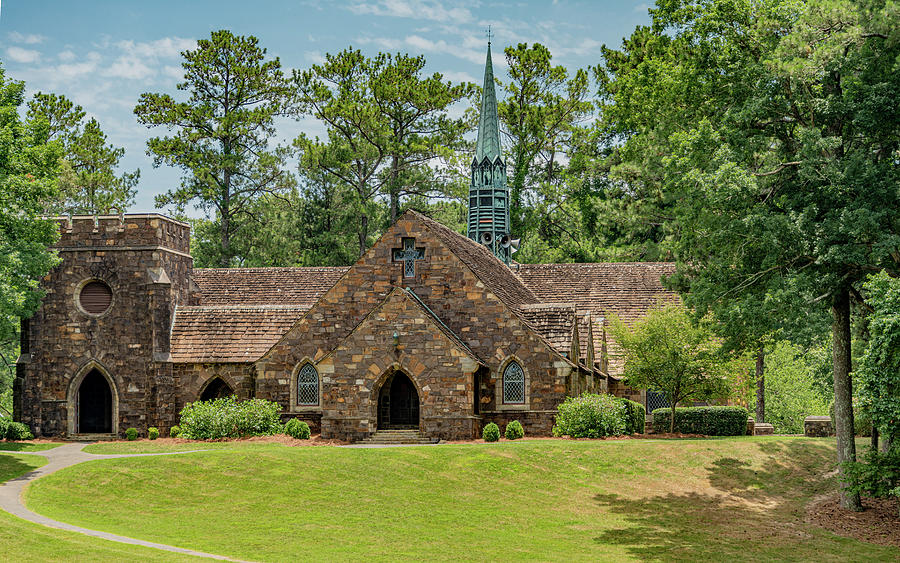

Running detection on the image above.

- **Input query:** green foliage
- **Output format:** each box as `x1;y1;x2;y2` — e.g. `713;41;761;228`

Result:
125;428;138;441
844;447;900;504
0;65;62;352
0;419;27;440
177;396;282;440
169;425;180;438
148;427;159;441
135;30;295;267
0;418;7;439
609;304;747;432
859;272;900;442
482;422;500;442
552;393;627;438
750;341;830;434
504;420;524;440
28;93;138;215
651;407;749;436
284;418;310;440
617;398;647;435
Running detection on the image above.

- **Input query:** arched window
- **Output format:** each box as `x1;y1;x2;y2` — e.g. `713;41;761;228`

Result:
503;361;525;404
297;363;319;406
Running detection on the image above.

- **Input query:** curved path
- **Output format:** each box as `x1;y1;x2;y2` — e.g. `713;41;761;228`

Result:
0;443;249;561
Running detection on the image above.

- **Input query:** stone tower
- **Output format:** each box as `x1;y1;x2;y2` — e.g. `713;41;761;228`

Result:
15;214;192;437
467;41;513;265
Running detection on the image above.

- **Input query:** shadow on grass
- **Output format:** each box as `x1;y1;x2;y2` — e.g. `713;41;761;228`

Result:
0;454;44;483
591;440;848;561
0;442;46;452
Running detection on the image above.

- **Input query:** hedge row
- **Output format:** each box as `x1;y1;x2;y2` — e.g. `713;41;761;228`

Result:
651;406;749;435
178;396;283;440
552;393;647;438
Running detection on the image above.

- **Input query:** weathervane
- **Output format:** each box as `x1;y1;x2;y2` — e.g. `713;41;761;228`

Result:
486;25;493;45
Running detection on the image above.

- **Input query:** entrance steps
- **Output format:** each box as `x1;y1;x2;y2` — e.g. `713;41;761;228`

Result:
358;429;439;445
67;433;118;442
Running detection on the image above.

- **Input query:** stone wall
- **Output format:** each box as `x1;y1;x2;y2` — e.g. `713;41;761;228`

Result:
16;214;192;437
256;215;586;440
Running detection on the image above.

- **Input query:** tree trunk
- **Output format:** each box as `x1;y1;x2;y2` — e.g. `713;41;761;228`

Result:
755;345;765;423
389;154;400;223
358;213;368;258
832;288;862;511
670;401;676;434
871;427;879;453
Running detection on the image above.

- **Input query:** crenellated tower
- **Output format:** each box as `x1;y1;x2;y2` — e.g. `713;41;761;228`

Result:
467;40;514;265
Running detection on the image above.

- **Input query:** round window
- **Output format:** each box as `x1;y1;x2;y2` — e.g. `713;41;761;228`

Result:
79;281;113;315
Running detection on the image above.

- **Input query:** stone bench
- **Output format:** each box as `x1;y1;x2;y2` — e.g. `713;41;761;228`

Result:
753;423;774;436
804;416;833;437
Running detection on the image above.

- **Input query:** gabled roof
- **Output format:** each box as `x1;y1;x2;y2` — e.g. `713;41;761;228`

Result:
412;211;539;308
171;305;308;363
321;286;486;366
516;303;577;357
192;267;348;306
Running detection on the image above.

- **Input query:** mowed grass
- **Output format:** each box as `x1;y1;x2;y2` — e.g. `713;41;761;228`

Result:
0;442;61;452
0;452;201;562
24;437;900;562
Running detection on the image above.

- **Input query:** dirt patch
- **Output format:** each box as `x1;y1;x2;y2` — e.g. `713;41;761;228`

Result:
806;494;900;547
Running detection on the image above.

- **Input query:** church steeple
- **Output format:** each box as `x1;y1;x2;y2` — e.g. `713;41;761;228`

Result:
467;38;513;265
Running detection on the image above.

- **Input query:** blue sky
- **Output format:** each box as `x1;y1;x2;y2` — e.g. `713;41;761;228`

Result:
1;0;651;214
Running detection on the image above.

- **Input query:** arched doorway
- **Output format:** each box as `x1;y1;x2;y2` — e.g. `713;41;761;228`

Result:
77;368;112;433
200;377;234;401
377;371;420;429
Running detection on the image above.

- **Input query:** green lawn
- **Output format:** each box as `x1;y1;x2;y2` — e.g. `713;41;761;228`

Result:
0;442;61;452
0;452;200;561
22;437;899;562
82;440;239;454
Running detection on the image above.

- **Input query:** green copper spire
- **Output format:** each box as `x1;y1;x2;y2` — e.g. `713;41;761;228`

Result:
475;42;502;163
468;39;513;265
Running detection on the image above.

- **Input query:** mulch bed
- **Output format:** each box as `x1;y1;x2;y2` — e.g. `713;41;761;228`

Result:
806;494;900;548
444;433;707;444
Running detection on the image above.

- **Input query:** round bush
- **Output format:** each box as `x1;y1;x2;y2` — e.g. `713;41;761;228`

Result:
169;425;181;438
553;393;627;438
5;421;34;441
284;418;311;440
483;422;500;442
125;427;138;441
148;427;159;440
505;420;524;440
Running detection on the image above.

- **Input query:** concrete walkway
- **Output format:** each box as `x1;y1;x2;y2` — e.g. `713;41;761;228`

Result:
0;443;248;561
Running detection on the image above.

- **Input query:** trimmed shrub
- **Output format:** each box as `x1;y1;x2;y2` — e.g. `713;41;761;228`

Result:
177;396;282;440
618;398;646;435
483;422;500;442
284;418;311;440
505;420;524;440
148;427;159;440
0;418;9;439
651;406;749;435
169;425;181;438
553;393;627;438
5;421;34;441
125;427;139;441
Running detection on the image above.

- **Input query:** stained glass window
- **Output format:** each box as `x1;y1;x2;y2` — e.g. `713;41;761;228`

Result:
503;361;525;404
297;363;319;406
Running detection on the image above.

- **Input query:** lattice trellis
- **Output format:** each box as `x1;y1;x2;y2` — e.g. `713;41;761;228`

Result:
503;362;525;404
297;363;319;405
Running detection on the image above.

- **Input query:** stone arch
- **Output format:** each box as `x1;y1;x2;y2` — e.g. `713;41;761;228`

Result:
66;360;119;436
198;376;235;401
372;364;422;430
289;357;322;410
496;354;530;409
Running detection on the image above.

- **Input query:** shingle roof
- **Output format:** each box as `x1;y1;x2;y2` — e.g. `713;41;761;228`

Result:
192;267;348;306
170;305;308;363
515;262;677;325
413;211;539;308
516;303;577;357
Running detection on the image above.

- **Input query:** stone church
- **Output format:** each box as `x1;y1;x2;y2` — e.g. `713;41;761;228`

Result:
15;44;675;441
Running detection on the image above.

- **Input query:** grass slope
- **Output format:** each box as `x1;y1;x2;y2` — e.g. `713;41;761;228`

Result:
0;442;61;452
24;437;899;562
0;452;200;561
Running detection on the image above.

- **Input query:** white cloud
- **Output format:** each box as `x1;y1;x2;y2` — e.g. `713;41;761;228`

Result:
304;51;326;65
162;65;184;81
347;0;474;22
104;56;156;80
6;46;42;64
115;37;195;59
440;70;478;84
8;32;46;45
58;50;77;62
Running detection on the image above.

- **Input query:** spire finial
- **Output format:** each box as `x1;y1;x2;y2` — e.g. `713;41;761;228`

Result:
486;25;493;45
